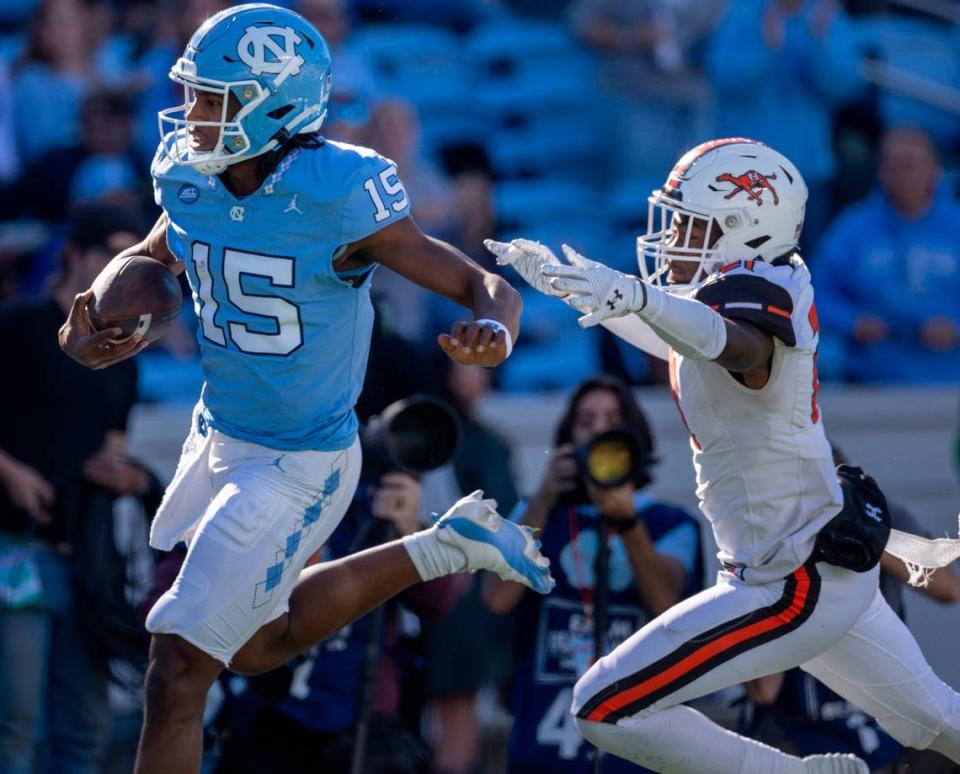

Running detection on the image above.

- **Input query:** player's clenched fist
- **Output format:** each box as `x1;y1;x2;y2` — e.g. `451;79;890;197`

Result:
59;289;147;370
438;319;513;368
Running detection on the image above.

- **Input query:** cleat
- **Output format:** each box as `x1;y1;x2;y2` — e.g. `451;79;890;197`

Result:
434;490;555;594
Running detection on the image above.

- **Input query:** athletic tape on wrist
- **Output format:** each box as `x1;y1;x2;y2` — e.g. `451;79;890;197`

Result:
475;318;513;358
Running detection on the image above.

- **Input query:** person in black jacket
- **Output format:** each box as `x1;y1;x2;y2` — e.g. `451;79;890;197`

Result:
0;202;156;773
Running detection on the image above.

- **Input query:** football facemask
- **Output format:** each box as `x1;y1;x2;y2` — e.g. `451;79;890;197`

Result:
158;3;332;175
637;138;808;294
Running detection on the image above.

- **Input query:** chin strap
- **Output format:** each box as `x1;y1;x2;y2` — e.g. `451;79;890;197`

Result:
884;516;960;587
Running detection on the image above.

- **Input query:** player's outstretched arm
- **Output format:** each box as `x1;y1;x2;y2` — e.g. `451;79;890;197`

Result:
59;214;181;370
540;245;774;374
345;218;521;368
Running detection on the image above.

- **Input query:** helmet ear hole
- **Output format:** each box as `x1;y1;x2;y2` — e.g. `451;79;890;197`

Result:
266;105;294;120
744;235;771;250
705;217;724;249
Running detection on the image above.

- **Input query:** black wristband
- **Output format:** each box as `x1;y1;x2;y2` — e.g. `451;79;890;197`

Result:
615;516;640;534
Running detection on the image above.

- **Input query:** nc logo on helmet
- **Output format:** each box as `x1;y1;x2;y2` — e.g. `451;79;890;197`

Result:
237;25;304;78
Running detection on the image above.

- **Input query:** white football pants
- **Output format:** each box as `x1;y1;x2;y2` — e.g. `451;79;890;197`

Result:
572;561;960;772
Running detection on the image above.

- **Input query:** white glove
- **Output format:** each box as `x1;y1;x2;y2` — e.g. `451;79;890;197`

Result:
541;245;648;328
435;489;500;524
484;238;568;298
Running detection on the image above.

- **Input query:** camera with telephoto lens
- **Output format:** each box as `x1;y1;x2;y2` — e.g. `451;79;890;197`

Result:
244;397;462;703
360;394;463;484
561;429;649;505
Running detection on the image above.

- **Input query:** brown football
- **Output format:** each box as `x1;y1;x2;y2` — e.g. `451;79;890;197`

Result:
87;255;182;342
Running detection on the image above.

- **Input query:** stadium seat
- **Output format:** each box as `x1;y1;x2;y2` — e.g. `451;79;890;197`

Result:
606;177;663;273
466;19;602;182
480;85;604;183
467;20;593;83
467;20;597;110
349;24;465;84
495;179;603;232
854;15;960;146
497;288;603;392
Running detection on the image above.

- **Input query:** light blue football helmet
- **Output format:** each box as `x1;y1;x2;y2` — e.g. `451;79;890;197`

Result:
158;3;332;175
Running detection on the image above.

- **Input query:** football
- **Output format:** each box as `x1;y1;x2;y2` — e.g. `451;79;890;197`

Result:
87;255;182;342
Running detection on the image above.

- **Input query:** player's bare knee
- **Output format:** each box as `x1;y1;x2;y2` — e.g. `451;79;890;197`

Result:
230;616;294;676
230;646;282;676
143;635;218;722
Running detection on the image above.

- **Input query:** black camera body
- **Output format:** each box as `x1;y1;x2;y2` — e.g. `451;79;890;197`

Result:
560;429;649;506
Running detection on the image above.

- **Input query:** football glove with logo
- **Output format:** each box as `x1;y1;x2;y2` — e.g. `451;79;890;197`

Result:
542;246;648;328
484;238;568;299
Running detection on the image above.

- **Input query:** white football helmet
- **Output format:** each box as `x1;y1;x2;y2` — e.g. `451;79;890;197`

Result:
637;138;808;294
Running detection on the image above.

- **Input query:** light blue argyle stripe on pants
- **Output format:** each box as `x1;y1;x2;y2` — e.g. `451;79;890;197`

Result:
260;467;343;594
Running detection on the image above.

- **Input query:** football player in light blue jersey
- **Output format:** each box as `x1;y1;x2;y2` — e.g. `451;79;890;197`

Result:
58;5;553;773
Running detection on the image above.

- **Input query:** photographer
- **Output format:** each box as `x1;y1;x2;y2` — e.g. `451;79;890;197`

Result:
211;401;460;774
483;375;702;774
0;203;155;774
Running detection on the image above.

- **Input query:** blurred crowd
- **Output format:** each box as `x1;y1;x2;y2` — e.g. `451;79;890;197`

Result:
1;1;960;772
0;0;958;393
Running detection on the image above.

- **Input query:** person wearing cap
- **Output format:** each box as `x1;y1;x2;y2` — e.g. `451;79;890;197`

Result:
0;202;156;773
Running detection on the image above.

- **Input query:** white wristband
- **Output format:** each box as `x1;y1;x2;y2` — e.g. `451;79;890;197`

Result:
475;318;513;358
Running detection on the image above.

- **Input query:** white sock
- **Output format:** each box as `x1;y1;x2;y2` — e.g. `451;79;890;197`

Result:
402;528;465;581
576;706;866;774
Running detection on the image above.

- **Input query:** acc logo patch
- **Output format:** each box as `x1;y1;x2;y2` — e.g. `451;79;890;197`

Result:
177;184;199;204
237;25;304;78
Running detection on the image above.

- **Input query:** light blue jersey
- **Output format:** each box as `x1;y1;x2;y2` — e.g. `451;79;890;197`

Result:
151;137;411;450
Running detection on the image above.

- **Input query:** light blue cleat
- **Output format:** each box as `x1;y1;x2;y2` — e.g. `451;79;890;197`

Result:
434;490;555;594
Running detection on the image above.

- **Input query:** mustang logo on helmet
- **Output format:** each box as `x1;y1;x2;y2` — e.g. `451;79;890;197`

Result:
237;25;304;78
715;171;780;206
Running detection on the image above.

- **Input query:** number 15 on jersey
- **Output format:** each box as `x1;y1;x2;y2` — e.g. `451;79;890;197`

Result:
191;243;304;356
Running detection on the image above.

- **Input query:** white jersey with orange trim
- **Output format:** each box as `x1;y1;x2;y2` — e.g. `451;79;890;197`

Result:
671;256;841;583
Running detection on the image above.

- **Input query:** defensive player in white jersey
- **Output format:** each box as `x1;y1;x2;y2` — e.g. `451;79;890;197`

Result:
489;138;960;774
58;6;553;774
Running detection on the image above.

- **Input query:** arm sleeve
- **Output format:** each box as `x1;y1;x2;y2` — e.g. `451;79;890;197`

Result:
636;285;728;361
339;153;412;247
601;315;671;361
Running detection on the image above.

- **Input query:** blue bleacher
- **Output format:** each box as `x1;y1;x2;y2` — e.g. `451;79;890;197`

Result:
347;24;483;151
854;14;960;146
467;19;603;184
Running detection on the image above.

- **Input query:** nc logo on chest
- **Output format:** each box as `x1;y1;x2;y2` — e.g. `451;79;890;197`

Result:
237;25;304;78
